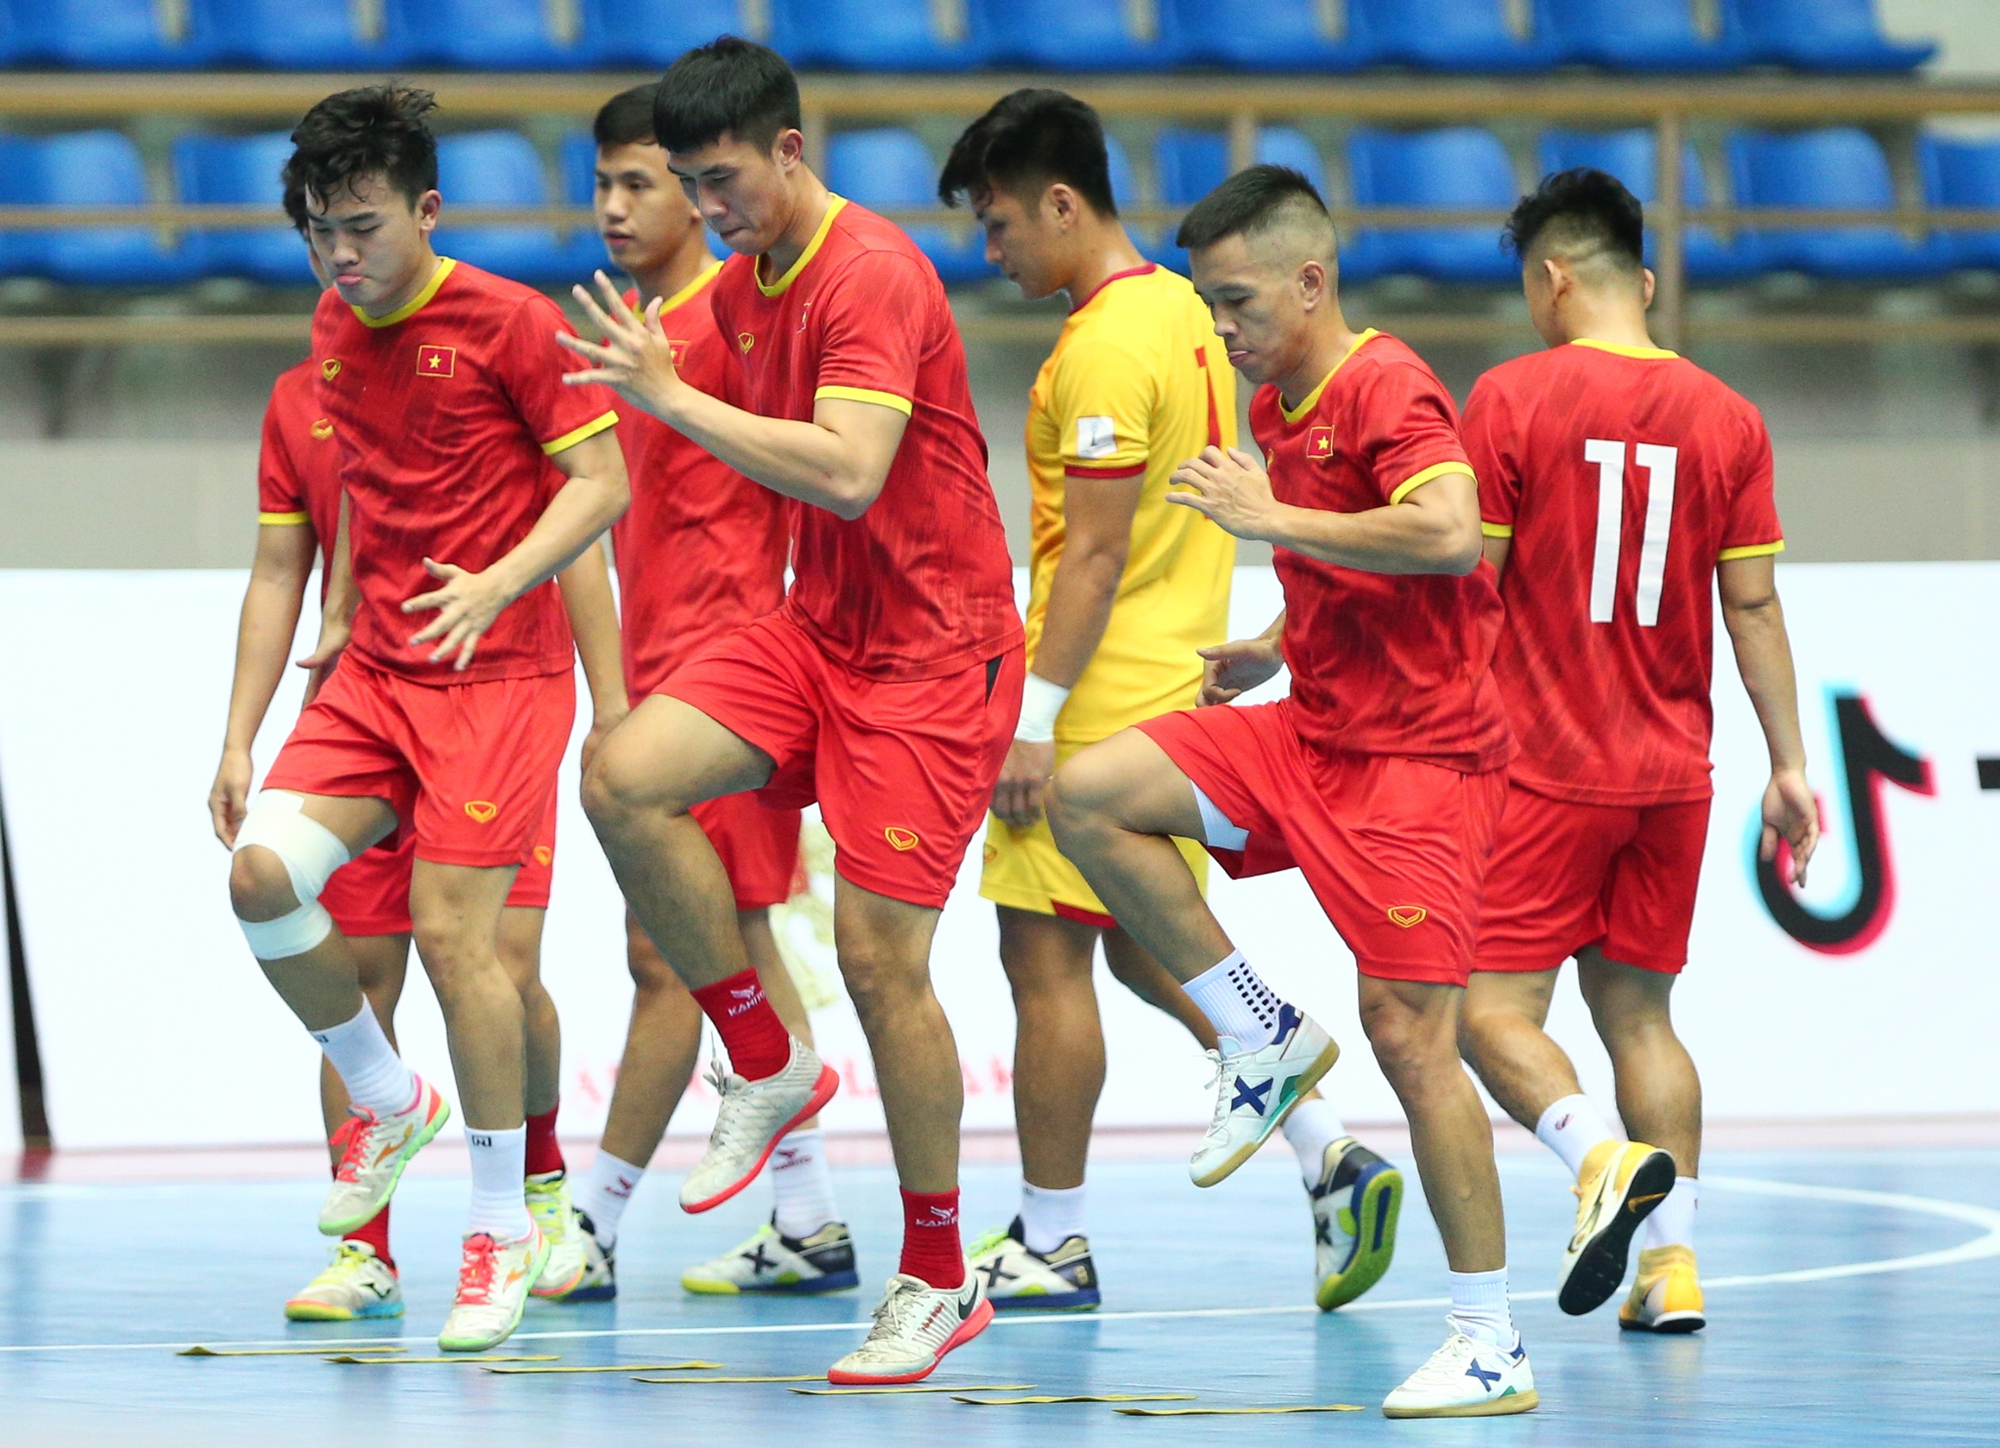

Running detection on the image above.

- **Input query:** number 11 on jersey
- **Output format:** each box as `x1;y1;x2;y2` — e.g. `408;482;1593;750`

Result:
1585;438;1679;628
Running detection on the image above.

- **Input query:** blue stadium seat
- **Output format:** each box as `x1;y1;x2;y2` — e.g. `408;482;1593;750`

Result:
1539;0;1741;70
7;0;210;66
0;131;195;285
1350;0;1557;72
433;132;575;285
1166;0;1372;71
173;132;316;286
188;0;390;68
771;0;984;70
1346;128;1520;283
1539;129;1757;280
578;0;742;67
971;0;1175;70
384;0;580;69
1722;0;1934;72
1919;134;2000;273
1727;128;1946;279
826;128;990;284
1153;127;1333;274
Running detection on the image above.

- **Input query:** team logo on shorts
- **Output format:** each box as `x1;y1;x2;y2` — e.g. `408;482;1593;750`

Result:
1307;425;1335;459
417;344;457;378
310;418;334;440
1386;905;1427;928
884;826;921;852
320;358;342;381
532;845;553;866
464;800;499;823
738;332;755;353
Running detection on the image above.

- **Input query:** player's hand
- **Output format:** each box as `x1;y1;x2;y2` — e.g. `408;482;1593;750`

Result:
1198;635;1284;706
580;703;629;776
1759;766;1819;887
295;612;350;704
1167;446;1284;541
557;271;684;421
404;557;511;671
209;748;252;847
992;738;1056;830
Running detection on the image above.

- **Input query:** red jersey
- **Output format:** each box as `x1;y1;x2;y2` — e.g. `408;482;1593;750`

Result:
709;196;1021;680
612;263;791;699
1249;329;1510;773
257;359;344;598
1463;339;1784;806
311;258;620;685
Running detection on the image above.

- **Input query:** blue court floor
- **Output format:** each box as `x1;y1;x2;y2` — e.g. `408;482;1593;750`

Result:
3;1148;1998;1446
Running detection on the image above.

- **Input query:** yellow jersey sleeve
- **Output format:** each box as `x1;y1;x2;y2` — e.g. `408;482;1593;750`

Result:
1048;335;1155;482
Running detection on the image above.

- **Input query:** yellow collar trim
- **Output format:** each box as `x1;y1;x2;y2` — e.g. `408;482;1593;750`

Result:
353;256;456;329
1281;328;1380;425
658;259;725;316
1572;337;1678;360
758;196;847;298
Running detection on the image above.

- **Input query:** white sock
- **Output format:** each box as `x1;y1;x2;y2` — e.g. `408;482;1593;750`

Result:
1448;1266;1515;1348
465;1125;533;1241
1535;1093;1619;1180
1642;1176;1698;1251
1018;1181;1088;1254
1280;1098;1347;1189
1183;950;1288;1051
577;1148;646;1246
309;1001;415;1115
770;1128;840;1239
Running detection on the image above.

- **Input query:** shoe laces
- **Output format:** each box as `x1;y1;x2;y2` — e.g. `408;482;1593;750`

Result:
1200;1049;1235;1144
456;1234;499;1305
330;1107;383;1184
862;1274;932;1342
1401;1325;1485;1388
704;1059;772;1156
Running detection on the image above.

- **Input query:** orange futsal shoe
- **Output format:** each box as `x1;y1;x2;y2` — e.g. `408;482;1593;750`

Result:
1619;1245;1706;1334
1559;1140;1676;1316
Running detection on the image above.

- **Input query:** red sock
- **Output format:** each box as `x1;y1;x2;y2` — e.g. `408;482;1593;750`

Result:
691;969;791;1081
899;1188;965;1289
525;1104;565;1178
343;1202;394;1271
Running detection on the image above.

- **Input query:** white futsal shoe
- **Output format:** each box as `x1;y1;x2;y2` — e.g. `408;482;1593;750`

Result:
525;1171;588;1299
825;1273;995;1385
437;1226;549;1353
682;1218;860;1295
678;1039;840;1213
966;1219;1100;1311
317;1076;451;1236
1381;1323;1539;1419
284;1241;403;1321
1190;1007;1340;1188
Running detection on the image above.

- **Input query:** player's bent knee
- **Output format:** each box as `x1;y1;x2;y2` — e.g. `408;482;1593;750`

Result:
230;791;349;960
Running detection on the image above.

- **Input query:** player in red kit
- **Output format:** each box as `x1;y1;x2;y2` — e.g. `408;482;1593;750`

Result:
1456;169;1819;1334
559;41;1021;1383
1046;167;1535;1418
557;83;853;1304
224;87;627;1354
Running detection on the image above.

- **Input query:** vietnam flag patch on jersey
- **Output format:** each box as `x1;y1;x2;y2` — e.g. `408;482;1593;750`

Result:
417;344;457;378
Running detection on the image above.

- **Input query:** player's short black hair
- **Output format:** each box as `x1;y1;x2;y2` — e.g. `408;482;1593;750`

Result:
937;88;1117;218
283;85;439;212
1505;167;1645;270
283;175;309;235
652;37;801;155
1175;163;1329;252
594;83;660;150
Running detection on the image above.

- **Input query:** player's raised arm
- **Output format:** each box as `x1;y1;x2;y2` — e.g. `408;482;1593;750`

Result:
1719;553;1817;884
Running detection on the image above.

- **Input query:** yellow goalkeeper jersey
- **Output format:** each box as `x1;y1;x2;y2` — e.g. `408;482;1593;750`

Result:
1022;262;1236;741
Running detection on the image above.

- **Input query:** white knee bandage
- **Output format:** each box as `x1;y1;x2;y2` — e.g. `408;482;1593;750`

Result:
234;790;351;960
1192;783;1249;851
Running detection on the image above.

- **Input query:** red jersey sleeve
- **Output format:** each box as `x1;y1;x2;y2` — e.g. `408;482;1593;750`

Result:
1460;371;1520;537
497;293;621;456
809;249;925;417
1719;405;1784;559
1355;359;1473;506
257;389;309;525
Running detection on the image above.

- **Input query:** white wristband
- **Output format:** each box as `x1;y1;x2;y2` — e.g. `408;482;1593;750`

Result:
1014;672;1072;744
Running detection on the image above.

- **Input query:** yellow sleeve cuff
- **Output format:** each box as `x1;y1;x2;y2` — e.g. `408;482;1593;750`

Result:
1718;540;1785;561
541;409;619;456
1388;461;1474;506
815;385;914;417
1480;521;1513;538
258;511;310;526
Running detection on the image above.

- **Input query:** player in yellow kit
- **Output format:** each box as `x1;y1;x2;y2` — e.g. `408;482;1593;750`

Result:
940;90;1402;1312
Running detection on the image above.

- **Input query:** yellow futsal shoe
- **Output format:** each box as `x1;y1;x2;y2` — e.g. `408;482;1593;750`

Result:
1619;1245;1706;1334
1559;1140;1676;1316
284;1241;403;1321
524;1170;588;1299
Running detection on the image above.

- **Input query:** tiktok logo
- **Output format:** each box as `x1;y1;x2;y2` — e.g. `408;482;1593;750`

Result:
1754;692;1934;954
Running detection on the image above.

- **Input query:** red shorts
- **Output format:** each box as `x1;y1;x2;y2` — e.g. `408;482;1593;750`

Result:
263;655;573;870
1138;700;1508;986
1475;783;1711;976
691;791;804;911
317;792;559;936
665;612;1023;910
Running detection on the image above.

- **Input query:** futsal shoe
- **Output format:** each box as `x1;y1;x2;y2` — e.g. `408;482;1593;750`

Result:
1560;1140;1676;1316
1311;1137;1403;1311
967;1218;1101;1311
1381;1324;1539;1418
547;1212;617;1303
525;1171;588;1299
682;1217;860;1295
679;1040;840;1213
284;1241;403;1321
437;1226;549;1353
1190;1007;1340;1188
825;1273;994;1385
317;1076;451;1236
1619;1245;1706;1334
